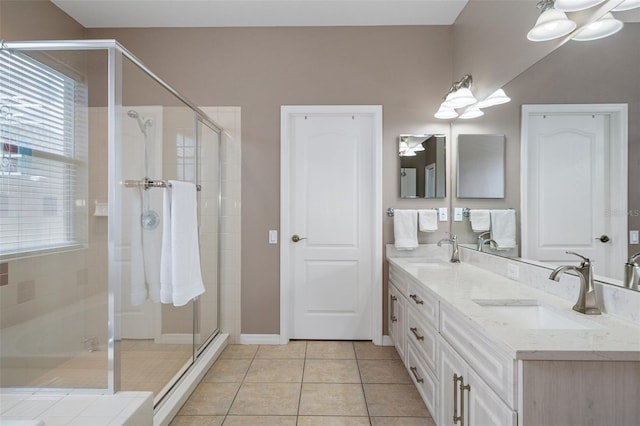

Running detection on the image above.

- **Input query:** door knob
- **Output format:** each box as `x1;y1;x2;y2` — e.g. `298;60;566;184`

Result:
596;235;610;243
291;234;307;243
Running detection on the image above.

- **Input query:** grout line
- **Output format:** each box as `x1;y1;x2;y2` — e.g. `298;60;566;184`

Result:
353;341;373;424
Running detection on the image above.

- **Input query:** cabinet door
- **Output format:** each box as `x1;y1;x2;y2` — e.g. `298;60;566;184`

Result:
439;337;467;426
467;367;517;426
389;285;406;361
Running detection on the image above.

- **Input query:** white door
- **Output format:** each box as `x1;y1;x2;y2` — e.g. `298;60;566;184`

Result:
281;106;382;341
522;105;627;279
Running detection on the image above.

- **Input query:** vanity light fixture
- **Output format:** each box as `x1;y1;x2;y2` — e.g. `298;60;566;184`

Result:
572;12;624;40
527;0;577;41
528;0;627;42
554;0;606;11
612;0;640;11
442;74;477;108
459;104;484;120
477;88;511;108
434;104;459;119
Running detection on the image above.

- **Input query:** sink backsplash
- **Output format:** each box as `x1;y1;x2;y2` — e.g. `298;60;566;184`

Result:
386;244;640;325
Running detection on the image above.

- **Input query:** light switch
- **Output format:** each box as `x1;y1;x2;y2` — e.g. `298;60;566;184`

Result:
438;207;448;222
269;230;278;244
630;230;639;245
454;208;463;222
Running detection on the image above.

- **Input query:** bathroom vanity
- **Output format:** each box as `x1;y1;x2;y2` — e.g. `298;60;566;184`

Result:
387;246;640;426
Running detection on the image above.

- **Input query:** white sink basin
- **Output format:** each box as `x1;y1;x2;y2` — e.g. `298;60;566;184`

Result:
472;299;602;330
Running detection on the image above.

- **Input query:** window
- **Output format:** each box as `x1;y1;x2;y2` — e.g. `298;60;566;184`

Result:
0;50;87;258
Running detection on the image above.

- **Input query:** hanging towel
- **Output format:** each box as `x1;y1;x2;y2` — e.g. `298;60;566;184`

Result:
469;209;491;232
490;209;517;249
393;209;419;250
160;180;205;306
418;210;438;232
130;188;162;306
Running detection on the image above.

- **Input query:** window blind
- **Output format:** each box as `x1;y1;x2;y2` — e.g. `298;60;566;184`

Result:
0;50;88;258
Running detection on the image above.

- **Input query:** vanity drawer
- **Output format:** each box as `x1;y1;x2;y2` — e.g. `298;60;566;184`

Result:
389;263;409;297
407;339;439;420
407;279;438;330
440;303;517;409
407;307;438;375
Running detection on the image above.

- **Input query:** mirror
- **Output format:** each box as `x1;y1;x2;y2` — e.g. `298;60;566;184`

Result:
457;134;505;199
399;134;446;198
450;21;640;290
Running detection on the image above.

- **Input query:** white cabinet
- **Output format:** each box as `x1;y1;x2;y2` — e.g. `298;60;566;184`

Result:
389;277;407;362
439;338;516;426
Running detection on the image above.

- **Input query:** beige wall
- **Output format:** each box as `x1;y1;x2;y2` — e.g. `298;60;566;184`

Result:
85;26;454;334
0;0;86;40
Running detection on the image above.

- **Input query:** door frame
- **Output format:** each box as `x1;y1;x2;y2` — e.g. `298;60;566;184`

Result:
521;103;628;273
280;105;383;345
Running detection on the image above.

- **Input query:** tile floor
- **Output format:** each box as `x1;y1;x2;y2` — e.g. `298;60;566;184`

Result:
171;341;436;425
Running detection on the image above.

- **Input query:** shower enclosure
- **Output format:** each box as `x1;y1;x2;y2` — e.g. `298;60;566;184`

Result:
0;40;222;407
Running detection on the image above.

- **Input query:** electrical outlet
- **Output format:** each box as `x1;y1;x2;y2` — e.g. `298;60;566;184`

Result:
507;263;519;280
630;230;639;245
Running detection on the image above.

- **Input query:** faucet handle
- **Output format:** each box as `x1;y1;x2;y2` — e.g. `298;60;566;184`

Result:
566;251;590;264
446;232;458;241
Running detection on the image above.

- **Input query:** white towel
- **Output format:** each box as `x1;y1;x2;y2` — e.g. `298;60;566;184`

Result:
393;209;419;250
469;209;491;232
160;181;205;306
418;210;438;232
490;209;517;249
130;188;161;306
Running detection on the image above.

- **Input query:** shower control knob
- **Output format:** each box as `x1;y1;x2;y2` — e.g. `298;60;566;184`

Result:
291;234;307;243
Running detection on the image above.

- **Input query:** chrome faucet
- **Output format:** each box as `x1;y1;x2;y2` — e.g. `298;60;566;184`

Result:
549;252;601;315
477;231;497;252
438;232;460;263
624;252;640;290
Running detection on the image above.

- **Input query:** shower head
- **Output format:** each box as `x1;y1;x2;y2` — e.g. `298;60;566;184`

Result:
127;109;153;138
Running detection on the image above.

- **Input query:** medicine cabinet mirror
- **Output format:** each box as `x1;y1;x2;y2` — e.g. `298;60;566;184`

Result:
456;134;505;199
398;134;446;199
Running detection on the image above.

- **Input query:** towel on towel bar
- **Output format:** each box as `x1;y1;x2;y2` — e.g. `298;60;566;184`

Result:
418;210;438;232
490;209;517;249
160;180;205;306
469;209;491;232
394;209;419;250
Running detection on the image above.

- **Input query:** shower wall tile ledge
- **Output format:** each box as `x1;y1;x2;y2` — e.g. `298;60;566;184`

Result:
0;391;152;425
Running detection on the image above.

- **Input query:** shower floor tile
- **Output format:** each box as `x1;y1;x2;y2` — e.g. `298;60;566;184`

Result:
170;341;435;425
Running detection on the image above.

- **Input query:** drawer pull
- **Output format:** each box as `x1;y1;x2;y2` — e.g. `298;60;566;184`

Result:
409;294;424;305
409;366;424;383
390;294;397;323
460;381;471;426
410;327;424;341
453;373;463;425
391;315;397;323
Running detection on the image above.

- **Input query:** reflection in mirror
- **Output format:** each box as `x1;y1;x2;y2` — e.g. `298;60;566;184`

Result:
451;22;640;290
399;134;446;199
456;134;505;199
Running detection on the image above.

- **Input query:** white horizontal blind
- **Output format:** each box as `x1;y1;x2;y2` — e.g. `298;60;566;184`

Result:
0;50;88;258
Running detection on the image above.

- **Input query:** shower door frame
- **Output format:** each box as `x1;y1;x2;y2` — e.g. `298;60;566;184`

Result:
1;40;224;397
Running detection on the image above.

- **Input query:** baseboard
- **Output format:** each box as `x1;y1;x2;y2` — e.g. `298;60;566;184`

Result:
382;335;394;346
239;334;282;345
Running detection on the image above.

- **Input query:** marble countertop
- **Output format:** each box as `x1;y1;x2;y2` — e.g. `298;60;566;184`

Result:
388;256;640;361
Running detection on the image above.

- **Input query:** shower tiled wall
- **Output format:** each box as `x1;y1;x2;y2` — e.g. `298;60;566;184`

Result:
201;107;242;344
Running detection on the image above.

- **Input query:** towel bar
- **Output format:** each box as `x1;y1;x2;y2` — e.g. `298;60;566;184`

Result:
387;207;438;217
124;177;201;191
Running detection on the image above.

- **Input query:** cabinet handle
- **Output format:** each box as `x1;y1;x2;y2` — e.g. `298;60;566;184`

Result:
459;381;471;426
390;294;397;323
453;374;464;425
410;327;424;341
409;366;424;383
409;294;424;305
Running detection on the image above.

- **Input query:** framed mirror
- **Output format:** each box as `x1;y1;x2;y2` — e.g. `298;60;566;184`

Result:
398;134;446;199
456;134;505;199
